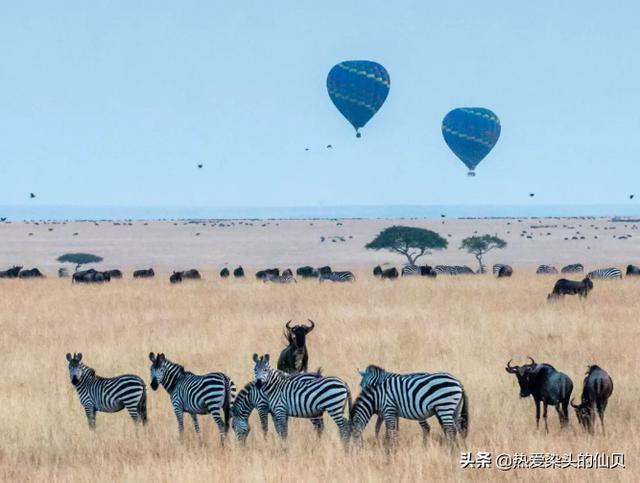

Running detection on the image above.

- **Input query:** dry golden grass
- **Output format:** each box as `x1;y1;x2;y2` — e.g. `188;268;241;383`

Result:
1;273;637;482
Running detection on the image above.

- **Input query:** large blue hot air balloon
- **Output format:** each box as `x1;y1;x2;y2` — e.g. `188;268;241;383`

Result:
326;61;390;137
442;108;501;176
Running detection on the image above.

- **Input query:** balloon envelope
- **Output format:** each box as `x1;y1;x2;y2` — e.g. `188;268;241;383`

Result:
442;108;501;175
327;61;390;137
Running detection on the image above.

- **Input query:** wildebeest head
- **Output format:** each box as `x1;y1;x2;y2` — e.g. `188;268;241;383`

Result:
570;398;593;430
148;352;166;390
285;319;315;348
505;357;537;398
582;277;594;291
66;352;86;386
253;353;270;388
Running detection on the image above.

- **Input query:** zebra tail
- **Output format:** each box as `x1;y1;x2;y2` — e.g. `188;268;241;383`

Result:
139;386;148;424
223;376;236;432
459;390;469;438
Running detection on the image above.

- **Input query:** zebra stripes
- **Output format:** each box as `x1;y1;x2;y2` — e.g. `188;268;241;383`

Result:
561;263;584;274
265;269;296;284
434;265;475;275
149;352;235;440
319;271;355;283
66;353;147;429
401;265;421;276
252;354;351;440
587;267;622;280
536;265;558;274
352;365;468;442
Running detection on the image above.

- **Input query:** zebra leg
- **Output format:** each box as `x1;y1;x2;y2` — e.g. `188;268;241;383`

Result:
273;411;289;440
419;420;431;444
382;410;399;447
84;405;96;430
125;403;142;424
374;415;383;438
310;416;325;438
210;407;227;444
191;413;201;433
257;407;269;437
434;408;457;444
173;406;185;435
326;407;350;441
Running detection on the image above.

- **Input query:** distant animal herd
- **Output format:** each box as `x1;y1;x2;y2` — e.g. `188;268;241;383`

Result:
65;319;614;447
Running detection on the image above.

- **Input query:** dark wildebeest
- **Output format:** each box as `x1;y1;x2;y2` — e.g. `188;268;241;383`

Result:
233;266;245;278
169;272;182;284
547;277;593;300
317;266;332;277
256;268;279;281
18;268;45;278
0;266;22;278
505;358;573;431
182;269;201;280
380;267;399;279
72;269;111;283
220;268;230;278
105;269;122;279
571;365;613;435
420;265;437;277
373;266;383;278
297;266;319;278
497;265;513;278
277;320;315;374
133;268;155;278
626;264;640;276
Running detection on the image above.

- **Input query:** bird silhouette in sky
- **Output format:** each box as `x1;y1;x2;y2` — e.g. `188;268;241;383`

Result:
30;193;36;199
197;164;203;169
305;148;309;152
630;194;635;200
529;193;535;197
326;144;333;149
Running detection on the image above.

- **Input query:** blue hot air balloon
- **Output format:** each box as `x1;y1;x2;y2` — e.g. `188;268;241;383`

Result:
442;108;501;176
326;61;390;137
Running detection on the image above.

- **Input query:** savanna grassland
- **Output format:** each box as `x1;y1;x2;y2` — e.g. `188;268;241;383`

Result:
1;273;637;482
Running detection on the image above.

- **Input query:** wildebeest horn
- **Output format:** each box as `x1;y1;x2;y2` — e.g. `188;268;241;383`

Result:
505;359;517;373
285;320;293;330
526;356;536;366
570;398;579;408
306;319;315;331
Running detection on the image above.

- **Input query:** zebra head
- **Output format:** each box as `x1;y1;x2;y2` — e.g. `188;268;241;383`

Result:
358;365;388;389
148;352;167;390
66;352;87;385
231;383;257;442
253;353;271;388
350;384;380;441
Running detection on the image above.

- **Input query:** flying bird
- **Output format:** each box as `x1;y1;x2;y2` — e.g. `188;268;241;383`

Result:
630;194;635;200
305;148;309;152
529;193;535;197
197;164;203;169
440;214;446;218
30;193;36;199
326;144;333;149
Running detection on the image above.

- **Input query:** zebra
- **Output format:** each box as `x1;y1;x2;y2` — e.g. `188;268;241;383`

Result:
434;265;475;275
561;263;584;274
492;264;507;275
319;271;355;283
231;379;324;442
148;352;235;441
587;267;622;280
66;352;147;430
252;354;351;440
401;265;420;276
536;265;558;274
264;268;296;284
354;365;468;444
492;264;513;278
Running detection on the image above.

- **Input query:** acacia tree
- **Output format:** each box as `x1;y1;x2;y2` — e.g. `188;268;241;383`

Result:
365;225;448;266
57;253;103;272
459;235;506;273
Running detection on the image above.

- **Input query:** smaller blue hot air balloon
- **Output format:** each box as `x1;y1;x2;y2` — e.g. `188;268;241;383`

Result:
442;108;501;176
327;61;390;137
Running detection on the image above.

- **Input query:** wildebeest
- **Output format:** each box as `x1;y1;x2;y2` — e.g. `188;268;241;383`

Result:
233;266;245;278
181;269;201;280
264;268;296;284
256;268;279;281
561;263;584;273
317;266;332;277
626;264;640;276
18;268;45;278
104;269;122;279
72;269;111;283
220;268;230;278
297;266;319;278
373;266;383;277
380;267;398;279
419;265;437;277
571;365;613;435
547;277;593;300
169;272;182;284
133;268;155;278
505;358;573;431
0;266;22;278
277;319;315;374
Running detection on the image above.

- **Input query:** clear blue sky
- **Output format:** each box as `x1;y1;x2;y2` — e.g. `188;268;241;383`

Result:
1;1;638;210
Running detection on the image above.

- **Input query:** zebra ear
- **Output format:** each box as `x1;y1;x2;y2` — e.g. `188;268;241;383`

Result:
66;353;72;362
149;352;156;362
77;353;83;361
252;353;259;363
264;354;270;362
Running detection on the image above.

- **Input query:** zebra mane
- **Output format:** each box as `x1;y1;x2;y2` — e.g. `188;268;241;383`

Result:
365;364;387;374
81;364;96;378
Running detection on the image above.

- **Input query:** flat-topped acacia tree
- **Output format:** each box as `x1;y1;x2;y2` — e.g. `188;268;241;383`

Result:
57;253;103;273
365;225;448;266
459;235;507;274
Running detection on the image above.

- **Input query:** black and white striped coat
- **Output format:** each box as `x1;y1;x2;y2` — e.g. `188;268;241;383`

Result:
149;352;235;440
319;271;355;283
66;353;147;429
561;263;584;274
536;265;558;274
434;265;475;275
252;354;351;440
264;270;296;284
353;365;468;442
587;267;622;280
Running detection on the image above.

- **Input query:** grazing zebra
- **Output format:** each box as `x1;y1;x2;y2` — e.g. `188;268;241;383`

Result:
401;265;421;276
319;271;355;283
434;265;475;275
355;365;468;443
149;352;235;441
561;263;584;274
66;352;147;430
587;267;622;280
231;379;324;442
252;354;351;440
264;268;296;284
492;264;513;278
536;265;558;274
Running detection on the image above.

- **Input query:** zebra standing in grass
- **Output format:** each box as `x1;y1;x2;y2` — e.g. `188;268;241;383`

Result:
66;352;147;430
319;271;355;283
561;263;584;274
434;265;475;275
231;379;324;442
492;264;508;275
149;352;235;441
252;354;351;440
353;365;468;443
587;267;622;280
401;265;421;276
264;268;296;284
536;264;558;274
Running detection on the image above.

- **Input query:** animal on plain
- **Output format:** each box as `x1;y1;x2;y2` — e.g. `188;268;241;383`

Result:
296;266;319;278
233;266;245;278
434;265;475;275
547;277;593;299
58;267;69;278
264;268;296;284
18;268;45;278
570;365;613;435
133;268;155;278
374;267;398;279
169;272;182;284
318;271;355;283
317;266;332;277
104;269;122;279
0;266;22;278
66;352;146;430
536;265;558;274
277;319;315;374
72;269;111;283
373;266;383;277
561;263;584;274
505;358;573;431
492;264;513;278
256;268;279;281
401;265;437;277
587;267;622;280
220;268;230;278
626;264;640;276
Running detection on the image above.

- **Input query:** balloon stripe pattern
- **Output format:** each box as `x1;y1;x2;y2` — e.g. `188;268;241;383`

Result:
327;61;390;137
442;107;501;175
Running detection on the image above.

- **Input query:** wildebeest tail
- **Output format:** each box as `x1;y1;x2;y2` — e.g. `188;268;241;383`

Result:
458;390;469;438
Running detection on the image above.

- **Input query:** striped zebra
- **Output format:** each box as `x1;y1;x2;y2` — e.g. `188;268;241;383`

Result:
401;265;437;277
231;379;324;442
587;267;622;280
353;365;468;443
319;271;355;283
434;265;475;275
149;352;235;441
492;264;513;278
252;354;351;440
536;265;558;274
265;269;296;284
66;352;147;430
561;263;584;274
